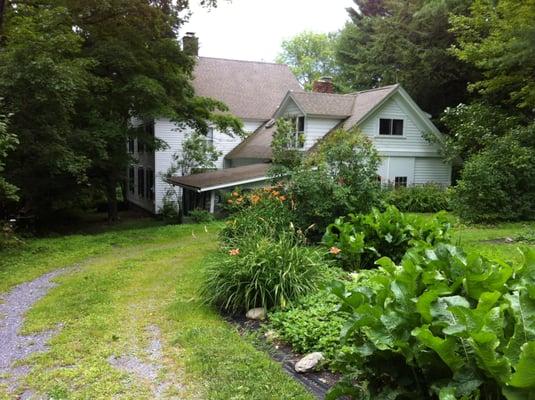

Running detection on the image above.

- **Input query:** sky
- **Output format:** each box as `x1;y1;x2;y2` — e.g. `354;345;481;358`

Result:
181;0;355;62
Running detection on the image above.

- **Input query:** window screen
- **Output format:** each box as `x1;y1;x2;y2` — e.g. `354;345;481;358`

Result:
379;119;404;135
379;119;391;135
392;119;404;135
128;167;135;193
146;169;154;201
395;176;408;188
137;167;145;198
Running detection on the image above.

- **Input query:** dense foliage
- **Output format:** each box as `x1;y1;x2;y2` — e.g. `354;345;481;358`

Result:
323;206;451;270
384;184;451;213
450;0;535;113
336;0;475;116
202;231;325;313
270;282;356;370
0;112;18;211
0;0;241;222
327;244;535;400
271;127;382;240
452;125;535;222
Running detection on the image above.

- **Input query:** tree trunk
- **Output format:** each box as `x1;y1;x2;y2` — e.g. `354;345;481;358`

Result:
106;179;118;223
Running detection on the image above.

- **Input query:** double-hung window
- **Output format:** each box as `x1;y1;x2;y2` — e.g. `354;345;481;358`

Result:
137;167;145;198
128;167;135;194
379;118;404;136
146;169;155;201
394;176;408;188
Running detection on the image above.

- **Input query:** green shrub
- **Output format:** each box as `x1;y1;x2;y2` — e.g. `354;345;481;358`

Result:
384;184;451;213
452;125;535;223
327;244;535;400
271;128;382;241
188;209;214;223
270;280;357;370
158;189;182;225
288;130;382;240
0;221;22;250
323;206;451;270
202;231;325;313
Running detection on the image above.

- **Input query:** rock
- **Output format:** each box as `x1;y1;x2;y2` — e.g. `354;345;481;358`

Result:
246;307;266;320
505;237;515;243
294;352;324;373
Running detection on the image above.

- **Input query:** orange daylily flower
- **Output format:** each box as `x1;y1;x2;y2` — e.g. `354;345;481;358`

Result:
329;246;342;255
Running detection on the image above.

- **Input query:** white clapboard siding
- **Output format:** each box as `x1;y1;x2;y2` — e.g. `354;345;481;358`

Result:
303;117;340;150
284;98;304;116
414;157;452;185
154;118;186;212
152;118;263;213
359;95;442;155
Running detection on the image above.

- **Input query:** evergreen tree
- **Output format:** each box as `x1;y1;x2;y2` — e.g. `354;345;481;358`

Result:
337;0;477;116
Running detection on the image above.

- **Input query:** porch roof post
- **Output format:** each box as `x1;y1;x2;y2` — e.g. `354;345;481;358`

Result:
209;190;216;214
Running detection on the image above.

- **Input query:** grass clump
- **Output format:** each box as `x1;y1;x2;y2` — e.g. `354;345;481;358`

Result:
203;231;326;313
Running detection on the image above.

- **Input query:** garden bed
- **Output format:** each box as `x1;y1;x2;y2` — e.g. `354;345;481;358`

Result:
227;315;343;399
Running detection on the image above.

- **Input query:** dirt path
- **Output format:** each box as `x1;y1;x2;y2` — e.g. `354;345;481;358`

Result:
0;268;73;395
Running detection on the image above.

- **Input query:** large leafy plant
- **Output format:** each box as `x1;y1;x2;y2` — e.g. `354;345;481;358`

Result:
327;244;535;400
323;206;451;270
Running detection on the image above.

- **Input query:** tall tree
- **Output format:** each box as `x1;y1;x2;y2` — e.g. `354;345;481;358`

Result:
337;0;477;116
346;0;388;21
450;0;535;117
65;0;242;221
0;4;94;218
0;0;242;222
276;31;339;90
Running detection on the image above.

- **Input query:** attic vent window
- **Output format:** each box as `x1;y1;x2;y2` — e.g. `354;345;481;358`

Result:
379;118;404;136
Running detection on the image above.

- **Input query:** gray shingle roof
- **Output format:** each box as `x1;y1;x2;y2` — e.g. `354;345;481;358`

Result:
289;92;356;117
167;163;270;192
342;84;399;129
192;57;302;120
225;121;275;160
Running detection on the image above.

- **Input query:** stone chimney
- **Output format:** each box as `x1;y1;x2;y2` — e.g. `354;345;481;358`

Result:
312;76;335;93
183;32;199;56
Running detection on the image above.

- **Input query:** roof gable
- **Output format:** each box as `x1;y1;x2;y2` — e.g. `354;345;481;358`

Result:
226;84;443;161
277;91;356;118
192;57;302;120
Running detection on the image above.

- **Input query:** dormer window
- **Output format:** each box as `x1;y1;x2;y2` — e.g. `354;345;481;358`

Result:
289;116;305;148
379;118;404;136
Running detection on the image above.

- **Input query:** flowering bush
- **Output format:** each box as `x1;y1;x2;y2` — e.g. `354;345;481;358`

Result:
219;187;295;247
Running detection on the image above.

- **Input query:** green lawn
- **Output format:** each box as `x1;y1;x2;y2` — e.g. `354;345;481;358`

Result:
1;214;534;399
0;220;313;400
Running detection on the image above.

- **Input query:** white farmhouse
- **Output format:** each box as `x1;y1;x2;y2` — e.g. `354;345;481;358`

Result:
127;39;451;215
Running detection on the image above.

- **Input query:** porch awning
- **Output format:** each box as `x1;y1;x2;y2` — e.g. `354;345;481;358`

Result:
167;163;271;193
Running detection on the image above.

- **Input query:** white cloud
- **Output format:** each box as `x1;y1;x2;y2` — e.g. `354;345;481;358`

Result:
182;0;354;62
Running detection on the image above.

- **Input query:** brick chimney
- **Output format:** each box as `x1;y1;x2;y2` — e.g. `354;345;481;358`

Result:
183;32;199;56
312;76;334;93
